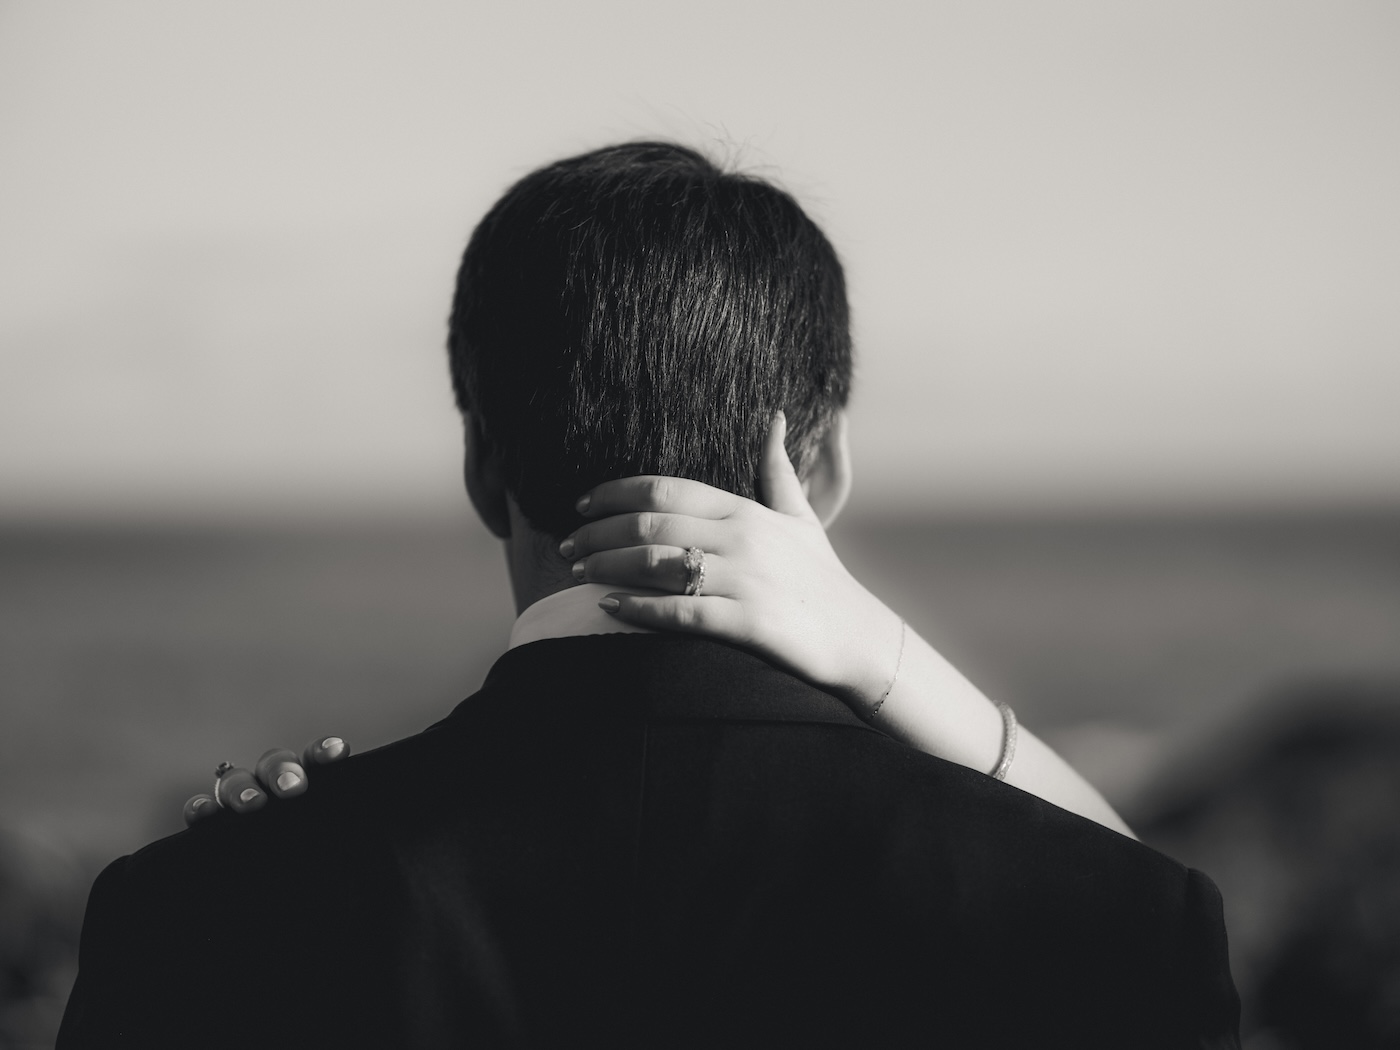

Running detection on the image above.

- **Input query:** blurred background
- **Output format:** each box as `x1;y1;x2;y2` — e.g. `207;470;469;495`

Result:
2;2;1398;1046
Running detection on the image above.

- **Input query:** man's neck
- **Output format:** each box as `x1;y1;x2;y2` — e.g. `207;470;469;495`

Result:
503;501;578;615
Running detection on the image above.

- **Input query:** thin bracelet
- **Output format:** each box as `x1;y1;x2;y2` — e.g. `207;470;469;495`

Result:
869;619;907;719
990;701;1018;781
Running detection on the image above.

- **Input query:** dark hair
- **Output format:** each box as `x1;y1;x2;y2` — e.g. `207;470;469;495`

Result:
447;141;852;538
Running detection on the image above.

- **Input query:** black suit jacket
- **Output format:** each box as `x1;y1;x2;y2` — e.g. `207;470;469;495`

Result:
60;635;1240;1048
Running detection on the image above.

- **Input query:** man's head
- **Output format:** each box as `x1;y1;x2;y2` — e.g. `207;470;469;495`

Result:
448;141;853;540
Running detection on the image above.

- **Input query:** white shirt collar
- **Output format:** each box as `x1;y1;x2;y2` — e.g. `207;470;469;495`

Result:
507;583;655;650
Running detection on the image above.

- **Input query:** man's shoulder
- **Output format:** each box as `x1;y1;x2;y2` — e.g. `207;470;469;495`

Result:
661;701;1195;909
62;713;489;1043
129;717;461;880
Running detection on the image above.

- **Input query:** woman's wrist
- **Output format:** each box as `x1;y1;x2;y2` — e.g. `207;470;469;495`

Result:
825;594;907;714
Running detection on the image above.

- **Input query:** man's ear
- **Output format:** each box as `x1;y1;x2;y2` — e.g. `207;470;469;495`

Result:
803;410;853;529
463;416;511;539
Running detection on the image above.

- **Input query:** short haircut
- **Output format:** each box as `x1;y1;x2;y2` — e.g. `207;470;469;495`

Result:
447;141;853;538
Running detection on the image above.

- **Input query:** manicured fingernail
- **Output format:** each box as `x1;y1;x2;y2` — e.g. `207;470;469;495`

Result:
239;788;260;804
191;797;208;811
571;559;587;581
598;597;620;614
276;771;302;792
559;537;575;558
321;737;344;758
575;493;591;514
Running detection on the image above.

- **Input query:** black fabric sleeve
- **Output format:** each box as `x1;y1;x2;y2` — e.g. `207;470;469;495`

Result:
56;856;138;1048
1180;868;1243;1050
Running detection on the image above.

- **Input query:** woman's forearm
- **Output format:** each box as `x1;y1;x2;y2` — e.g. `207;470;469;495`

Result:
869;620;1137;839
565;452;1137;840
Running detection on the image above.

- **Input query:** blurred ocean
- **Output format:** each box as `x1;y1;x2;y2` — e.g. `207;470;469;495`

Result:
3;511;1399;1045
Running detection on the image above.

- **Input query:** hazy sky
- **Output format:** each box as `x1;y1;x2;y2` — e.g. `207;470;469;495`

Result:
2;1;1397;519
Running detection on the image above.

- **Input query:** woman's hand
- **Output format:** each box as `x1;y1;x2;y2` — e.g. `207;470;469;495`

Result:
564;412;903;714
183;736;350;826
566;414;1136;838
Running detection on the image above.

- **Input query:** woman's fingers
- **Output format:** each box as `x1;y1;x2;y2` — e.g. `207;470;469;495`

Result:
574;546;732;596
254;749;308;799
184;738;348;825
599;593;748;639
183;794;218;827
214;766;266;814
574;411;815;527
563;513;724;560
578;475;746;521
302;735;350;767
758;411;816;520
